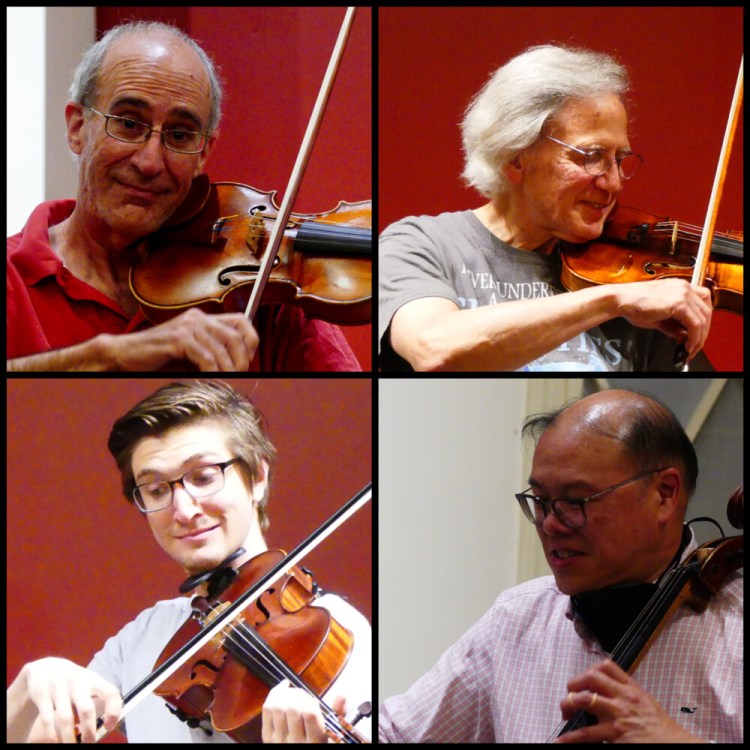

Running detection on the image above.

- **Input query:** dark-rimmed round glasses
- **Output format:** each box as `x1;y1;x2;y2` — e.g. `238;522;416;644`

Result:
515;468;667;529
88;107;209;154
132;458;241;514
545;135;644;180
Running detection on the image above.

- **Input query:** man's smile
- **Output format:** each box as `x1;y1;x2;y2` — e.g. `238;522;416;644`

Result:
176;523;220;540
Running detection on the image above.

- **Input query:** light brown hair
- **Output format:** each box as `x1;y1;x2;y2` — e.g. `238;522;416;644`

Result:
108;380;277;529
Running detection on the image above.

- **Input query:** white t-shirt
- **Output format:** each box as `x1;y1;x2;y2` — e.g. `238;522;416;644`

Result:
88;594;371;743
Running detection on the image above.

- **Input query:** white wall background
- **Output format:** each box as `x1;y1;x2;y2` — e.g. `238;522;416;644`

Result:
7;7;94;235
379;379;530;703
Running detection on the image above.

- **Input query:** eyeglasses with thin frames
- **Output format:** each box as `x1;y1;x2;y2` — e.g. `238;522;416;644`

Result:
87;107;210;154
515;468;668;529
545;135;644;180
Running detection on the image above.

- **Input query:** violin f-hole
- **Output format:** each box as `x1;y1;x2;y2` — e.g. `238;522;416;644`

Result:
190;658;223;681
644;257;695;275
255;588;276;621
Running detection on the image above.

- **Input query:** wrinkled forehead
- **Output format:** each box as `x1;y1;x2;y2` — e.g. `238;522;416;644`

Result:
97;32;212;118
546;94;630;150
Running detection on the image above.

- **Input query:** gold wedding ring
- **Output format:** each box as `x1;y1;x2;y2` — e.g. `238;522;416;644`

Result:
568;691;598;708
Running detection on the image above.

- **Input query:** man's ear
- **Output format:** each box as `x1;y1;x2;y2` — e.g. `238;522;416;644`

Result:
193;130;218;178
654;467;682;524
65;101;87;156
252;460;269;507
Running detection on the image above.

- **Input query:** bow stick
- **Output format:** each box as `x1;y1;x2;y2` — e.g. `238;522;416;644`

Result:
681;56;743;371
243;7;357;321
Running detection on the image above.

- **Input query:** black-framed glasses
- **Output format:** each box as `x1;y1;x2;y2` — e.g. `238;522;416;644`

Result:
545;135;644;180
88;107;209;154
515;468;667;529
133;458;241;514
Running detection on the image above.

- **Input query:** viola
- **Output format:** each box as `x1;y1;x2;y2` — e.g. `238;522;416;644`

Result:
549;486;744;741
130;175;372;326
559;204;743;314
153;548;366;743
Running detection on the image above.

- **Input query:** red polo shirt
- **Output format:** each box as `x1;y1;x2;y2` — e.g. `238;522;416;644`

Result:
7;200;361;371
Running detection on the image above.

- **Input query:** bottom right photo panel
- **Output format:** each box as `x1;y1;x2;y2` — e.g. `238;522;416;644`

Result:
378;377;742;743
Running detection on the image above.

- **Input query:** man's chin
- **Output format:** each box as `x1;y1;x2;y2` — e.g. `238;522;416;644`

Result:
106;204;178;243
181;552;224;577
557;224;606;245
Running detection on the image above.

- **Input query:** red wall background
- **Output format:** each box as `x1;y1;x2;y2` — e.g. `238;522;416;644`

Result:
97;6;372;369
7;379;371;697
379;7;743;371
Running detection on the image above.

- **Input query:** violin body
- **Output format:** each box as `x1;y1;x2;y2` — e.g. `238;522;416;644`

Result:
130;175;372;326
559;205;743;314
153;549;353;742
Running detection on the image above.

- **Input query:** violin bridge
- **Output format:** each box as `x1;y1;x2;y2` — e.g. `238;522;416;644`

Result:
670;221;678;256
245;213;267;256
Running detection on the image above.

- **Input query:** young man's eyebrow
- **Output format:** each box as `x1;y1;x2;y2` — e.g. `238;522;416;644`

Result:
135;452;225;482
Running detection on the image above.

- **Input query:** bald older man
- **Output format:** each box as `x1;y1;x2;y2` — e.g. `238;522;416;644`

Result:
7;20;359;372
379;390;742;743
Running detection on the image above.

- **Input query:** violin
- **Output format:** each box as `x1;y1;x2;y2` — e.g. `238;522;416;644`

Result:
559;204;743;314
85;482;372;743
127;7;370;331
130;175;372;326
550;486;744;741
153;548;366;743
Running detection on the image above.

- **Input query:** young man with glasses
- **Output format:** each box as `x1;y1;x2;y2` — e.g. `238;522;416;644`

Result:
7;21;359;372
7;380;371;743
379;44;712;372
379;389;741;743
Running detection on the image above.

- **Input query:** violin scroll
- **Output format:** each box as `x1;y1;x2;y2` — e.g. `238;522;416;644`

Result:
689;535;743;598
727;485;743;529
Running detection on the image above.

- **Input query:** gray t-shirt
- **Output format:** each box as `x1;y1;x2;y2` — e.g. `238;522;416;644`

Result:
379;210;685;372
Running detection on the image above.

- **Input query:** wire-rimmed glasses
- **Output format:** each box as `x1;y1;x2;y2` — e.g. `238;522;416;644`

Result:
88;107;209;154
545;135;644;180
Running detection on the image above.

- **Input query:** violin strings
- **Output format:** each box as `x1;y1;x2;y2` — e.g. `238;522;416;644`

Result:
648;222;741;243
226;618;359;743
211;213;368;230
200;601;360;743
247;210;369;229
215;223;369;238
609;562;698;669
219;619;356;742
547;558;701;742
210;219;370;253
220;619;348;736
